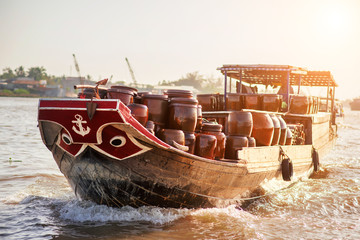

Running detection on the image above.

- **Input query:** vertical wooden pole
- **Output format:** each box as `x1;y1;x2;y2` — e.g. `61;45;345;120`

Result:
239;70;243;94
331;86;336;124
286;70;290;111
326;77;330;112
229;77;232;93
224;70;227;111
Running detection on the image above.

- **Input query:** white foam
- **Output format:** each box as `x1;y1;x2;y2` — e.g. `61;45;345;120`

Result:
59;200;189;224
190;205;257;220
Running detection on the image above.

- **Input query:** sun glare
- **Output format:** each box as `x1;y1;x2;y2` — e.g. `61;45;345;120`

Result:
317;4;350;36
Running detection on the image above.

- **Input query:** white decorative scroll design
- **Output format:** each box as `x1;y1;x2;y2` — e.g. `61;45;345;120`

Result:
72;114;91;136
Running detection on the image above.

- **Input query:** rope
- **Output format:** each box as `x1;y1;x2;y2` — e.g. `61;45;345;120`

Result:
279;146;290;160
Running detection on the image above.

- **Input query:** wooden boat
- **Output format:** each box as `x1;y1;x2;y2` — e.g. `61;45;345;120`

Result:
350;97;360;111
37;64;338;208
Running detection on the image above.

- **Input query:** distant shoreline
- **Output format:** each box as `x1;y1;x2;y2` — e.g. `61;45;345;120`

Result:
0;92;40;98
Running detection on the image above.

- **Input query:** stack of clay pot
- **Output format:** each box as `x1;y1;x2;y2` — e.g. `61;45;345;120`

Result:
142;93;169;133
226;93;243;111
268;114;288;146
156;128;186;149
106;86;150;129
199;93;283;112
197;93;223;111
127;103;149;126
250;112;274;146
277;115;288;145
269;114;280;146
169;96;198;153
225;111;254;159
195;105;202;132
107;85;137;105
287;123;305;145
261;94;283;112
289;95;314;114
241;94;262;110
144;89;196;154
195;122;226;160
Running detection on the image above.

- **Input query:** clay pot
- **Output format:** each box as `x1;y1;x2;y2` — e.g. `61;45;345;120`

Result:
184;132;196;154
251;112;274;146
227;111;253;137
225;136;248;159
261;94;282;112
270;114;280;146
142;94;169;127
107;88;134;105
110;85;138;92
168;97;198;132
285;127;293;145
217;94;225;111
247;137;256;147
196;105;202;132
157;129;185;146
197;94;218;111
289;95;310;114
241;94;261;110
226;93;243;111
127;103;148;126
107;85;138;102
277;115;287;145
165;89;193;99
201;123;226;160
195;133;217;159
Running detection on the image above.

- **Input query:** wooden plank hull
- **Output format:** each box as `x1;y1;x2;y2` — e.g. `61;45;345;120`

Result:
38;98;336;208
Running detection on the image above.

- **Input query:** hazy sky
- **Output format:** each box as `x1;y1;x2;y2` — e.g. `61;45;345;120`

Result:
1;0;359;99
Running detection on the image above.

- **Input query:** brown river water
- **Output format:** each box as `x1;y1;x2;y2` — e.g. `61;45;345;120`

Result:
0;97;359;239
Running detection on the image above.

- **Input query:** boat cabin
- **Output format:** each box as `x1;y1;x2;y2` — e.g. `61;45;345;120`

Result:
195;65;338;151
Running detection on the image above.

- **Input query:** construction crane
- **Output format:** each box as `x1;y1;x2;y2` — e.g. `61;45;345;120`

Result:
72;54;83;85
125;57;137;87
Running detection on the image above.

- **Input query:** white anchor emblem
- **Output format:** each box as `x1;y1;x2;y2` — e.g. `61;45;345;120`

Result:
72;114;91;136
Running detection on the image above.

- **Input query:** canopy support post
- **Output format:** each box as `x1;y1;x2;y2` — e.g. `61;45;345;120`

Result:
239;70;243;94
331;86;336;124
286;70;290;111
326;77;330;112
224;70;227;110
